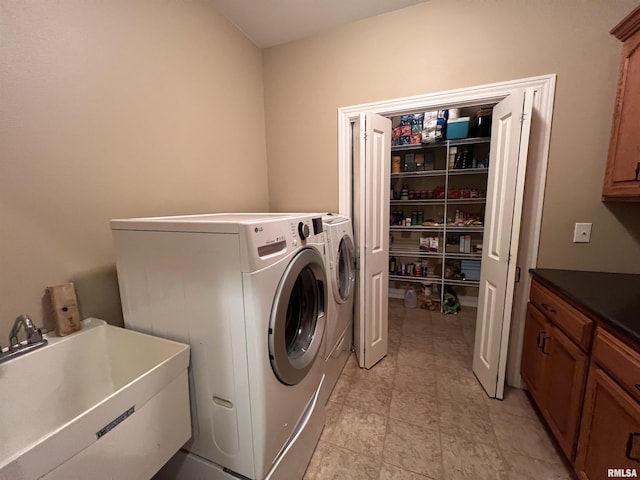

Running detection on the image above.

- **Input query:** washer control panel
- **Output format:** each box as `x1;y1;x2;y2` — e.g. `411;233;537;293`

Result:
243;216;325;270
298;222;310;240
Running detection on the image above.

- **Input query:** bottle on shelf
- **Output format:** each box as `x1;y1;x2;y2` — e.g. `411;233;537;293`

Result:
389;256;396;273
448;147;457;169
413;263;421;277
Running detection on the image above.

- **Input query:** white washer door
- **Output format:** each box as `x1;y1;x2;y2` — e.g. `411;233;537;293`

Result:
333;235;355;304
269;247;327;386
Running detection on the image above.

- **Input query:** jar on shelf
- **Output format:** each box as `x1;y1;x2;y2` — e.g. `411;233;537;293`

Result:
413;263;421;277
392;156;402;173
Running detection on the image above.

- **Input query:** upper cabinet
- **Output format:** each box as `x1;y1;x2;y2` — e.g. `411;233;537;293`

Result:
603;5;640;201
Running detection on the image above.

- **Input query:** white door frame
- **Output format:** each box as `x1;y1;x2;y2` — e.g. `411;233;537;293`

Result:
337;74;556;388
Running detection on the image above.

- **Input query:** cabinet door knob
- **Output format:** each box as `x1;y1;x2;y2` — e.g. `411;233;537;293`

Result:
541;303;556;314
626;432;640;462
541;336;551;355
536;331;546;349
635;162;640;182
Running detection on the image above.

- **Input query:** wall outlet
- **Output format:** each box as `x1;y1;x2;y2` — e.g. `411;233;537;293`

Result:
573;223;592;243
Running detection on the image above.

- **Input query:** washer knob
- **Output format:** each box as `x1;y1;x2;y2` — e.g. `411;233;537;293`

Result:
298;222;310;240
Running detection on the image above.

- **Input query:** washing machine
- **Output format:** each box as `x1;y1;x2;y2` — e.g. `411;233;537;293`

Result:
319;213;356;405
110;213;327;480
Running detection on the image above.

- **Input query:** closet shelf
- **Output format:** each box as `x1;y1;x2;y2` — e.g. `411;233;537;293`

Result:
390;167;488;179
389;225;484;232
444;279;480;288
391;137;491;152
389;249;482;260
391;198;486;205
389;249;443;259
389;274;441;284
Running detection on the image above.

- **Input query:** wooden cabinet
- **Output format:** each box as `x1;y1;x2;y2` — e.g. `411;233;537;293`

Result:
575;330;640;479
520;296;589;460
603;5;640;200
526;276;640;477
521;303;549;402
542;322;589;460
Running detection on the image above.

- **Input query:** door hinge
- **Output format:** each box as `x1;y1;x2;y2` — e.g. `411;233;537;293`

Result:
515;266;521;283
354;255;360;271
520;112;527;123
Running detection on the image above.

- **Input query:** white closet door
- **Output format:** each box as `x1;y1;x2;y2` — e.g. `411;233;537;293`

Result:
354;112;391;369
473;90;533;398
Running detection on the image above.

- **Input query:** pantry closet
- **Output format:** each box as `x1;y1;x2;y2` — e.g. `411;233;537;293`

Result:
388;105;494;313
339;75;556;399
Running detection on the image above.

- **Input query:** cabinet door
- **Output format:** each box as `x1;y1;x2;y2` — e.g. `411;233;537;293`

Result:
520;303;548;403
575;367;640;480
604;28;640;200
541;324;589;461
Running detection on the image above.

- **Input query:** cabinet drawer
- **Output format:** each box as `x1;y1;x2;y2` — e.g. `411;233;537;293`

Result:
530;280;594;351
593;328;640;404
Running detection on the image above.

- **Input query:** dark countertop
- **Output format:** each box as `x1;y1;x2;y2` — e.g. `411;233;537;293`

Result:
530;268;640;344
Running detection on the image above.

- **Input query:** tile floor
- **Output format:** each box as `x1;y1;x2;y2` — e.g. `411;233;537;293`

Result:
304;299;576;480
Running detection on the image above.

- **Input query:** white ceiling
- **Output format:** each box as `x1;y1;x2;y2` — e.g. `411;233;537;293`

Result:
210;0;429;48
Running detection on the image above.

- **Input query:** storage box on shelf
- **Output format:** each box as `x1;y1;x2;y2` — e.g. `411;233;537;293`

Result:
446;117;470;140
388;119;491;310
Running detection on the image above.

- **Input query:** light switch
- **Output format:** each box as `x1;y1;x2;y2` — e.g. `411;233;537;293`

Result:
573;223;592;243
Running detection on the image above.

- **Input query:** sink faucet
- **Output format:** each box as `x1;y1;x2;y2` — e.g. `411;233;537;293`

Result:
9;314;43;349
0;314;48;364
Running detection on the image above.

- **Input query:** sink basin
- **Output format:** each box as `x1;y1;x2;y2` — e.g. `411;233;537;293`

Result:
0;318;191;480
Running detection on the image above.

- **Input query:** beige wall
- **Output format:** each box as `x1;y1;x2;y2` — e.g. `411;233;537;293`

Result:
263;0;640;273
0;1;269;334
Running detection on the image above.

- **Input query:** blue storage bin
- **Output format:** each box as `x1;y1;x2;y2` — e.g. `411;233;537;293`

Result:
446;117;470;140
461;260;481;281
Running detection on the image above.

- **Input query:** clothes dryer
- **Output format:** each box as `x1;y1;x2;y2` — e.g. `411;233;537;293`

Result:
111;213;327;480
320;213;356;405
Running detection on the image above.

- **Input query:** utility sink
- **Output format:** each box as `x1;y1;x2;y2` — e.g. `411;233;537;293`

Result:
0;318;191;480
